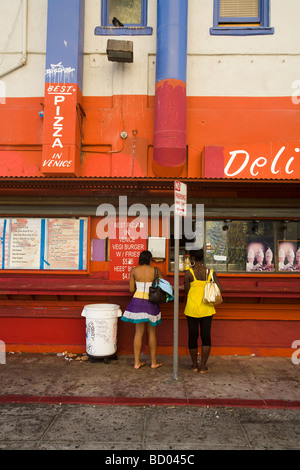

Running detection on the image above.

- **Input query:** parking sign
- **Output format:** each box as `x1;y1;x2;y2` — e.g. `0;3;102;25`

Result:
174;180;187;216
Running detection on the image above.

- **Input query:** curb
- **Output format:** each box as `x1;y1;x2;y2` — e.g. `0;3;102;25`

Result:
0;395;300;409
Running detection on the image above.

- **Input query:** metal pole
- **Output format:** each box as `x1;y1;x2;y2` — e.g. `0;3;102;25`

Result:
173;212;180;381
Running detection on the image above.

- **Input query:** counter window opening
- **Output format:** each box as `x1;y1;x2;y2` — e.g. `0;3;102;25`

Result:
210;0;274;36
97;0;153;35
168;219;300;274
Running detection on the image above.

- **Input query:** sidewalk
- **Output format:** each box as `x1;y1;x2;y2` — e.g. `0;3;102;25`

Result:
0;352;299;407
0;353;299;450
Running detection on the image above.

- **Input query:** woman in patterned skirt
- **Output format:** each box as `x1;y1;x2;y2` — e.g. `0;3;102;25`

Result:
121;250;163;370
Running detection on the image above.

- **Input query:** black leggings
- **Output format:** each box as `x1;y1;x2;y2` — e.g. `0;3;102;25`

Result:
186;315;213;349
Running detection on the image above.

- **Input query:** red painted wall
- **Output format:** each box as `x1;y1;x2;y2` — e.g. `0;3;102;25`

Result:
1;314;297;357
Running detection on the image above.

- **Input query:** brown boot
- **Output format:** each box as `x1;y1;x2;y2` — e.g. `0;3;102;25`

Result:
189;348;199;372
200;346;211;373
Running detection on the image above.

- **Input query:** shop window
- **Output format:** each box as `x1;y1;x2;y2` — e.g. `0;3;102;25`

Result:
206;220;276;272
168;218;204;272
210;0;274;35
206;220;300;273
168;219;300;274
95;0;153;36
278;221;300;272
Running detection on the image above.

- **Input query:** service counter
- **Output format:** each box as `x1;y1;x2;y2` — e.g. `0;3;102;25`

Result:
0;274;299;357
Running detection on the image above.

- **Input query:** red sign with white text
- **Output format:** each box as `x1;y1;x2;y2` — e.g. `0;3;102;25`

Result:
42;84;81;176
223;142;300;179
109;219;147;281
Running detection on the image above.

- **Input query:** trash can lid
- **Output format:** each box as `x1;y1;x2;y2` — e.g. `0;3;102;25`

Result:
83;303;120;311
81;304;122;318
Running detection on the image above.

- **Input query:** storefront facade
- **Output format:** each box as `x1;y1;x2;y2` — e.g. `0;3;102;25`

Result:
0;0;299;357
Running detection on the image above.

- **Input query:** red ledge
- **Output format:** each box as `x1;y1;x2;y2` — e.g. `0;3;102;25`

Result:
0;395;299;409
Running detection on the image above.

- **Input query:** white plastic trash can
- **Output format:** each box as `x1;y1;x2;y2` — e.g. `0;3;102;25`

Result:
81;304;122;361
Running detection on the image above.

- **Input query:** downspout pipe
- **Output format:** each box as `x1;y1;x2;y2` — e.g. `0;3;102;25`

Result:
21;0;28;64
0;0;27;79
153;0;188;177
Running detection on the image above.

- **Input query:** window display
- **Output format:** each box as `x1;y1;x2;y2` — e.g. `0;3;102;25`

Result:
168;219;300;274
278;220;300;272
278;241;300;272
168;219;204;272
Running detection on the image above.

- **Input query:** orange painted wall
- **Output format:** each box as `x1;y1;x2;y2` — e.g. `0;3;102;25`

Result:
0;95;299;178
1;94;299;356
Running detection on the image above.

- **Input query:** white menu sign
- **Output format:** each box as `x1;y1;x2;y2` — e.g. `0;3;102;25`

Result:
0;219;9;269
9;218;41;269
0;217;88;271
46;218;86;270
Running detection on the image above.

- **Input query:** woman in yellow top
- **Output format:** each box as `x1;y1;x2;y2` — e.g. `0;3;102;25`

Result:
184;249;223;373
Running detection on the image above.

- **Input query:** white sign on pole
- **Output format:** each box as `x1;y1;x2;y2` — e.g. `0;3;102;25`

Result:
173;180;187;381
174;180;187;216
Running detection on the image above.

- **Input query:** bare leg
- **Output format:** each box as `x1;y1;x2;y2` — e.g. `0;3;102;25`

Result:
148;323;163;369
133;323;145;369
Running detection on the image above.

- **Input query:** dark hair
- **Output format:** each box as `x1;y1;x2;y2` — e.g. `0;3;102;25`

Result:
138;250;153;265
189;249;204;263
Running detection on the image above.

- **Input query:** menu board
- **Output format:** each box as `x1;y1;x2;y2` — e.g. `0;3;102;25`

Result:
9;218;42;269
0;219;9;269
47;218;86;270
109;219;147;280
0;217;88;271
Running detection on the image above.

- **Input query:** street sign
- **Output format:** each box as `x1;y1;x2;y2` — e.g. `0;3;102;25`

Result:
173;180;187;381
174;180;187;216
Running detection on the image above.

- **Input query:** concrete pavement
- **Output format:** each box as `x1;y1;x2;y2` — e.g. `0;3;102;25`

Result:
0;353;299;450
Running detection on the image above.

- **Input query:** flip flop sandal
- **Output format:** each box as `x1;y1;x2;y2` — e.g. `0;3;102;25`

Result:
133;362;146;370
151;362;163;369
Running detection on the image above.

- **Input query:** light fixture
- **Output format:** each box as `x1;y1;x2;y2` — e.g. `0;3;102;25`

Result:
280;221;288;231
251;220;259;233
222;220;231;231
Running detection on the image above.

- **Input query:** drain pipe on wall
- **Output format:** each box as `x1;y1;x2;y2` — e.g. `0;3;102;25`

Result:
153;0;188;177
0;0;28;79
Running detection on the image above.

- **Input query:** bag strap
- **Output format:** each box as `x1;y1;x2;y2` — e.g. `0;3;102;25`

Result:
152;267;159;287
207;269;213;282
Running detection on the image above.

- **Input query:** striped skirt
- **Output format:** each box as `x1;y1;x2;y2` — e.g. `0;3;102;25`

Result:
121;290;161;326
